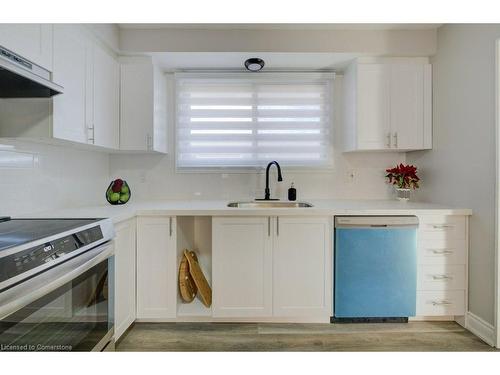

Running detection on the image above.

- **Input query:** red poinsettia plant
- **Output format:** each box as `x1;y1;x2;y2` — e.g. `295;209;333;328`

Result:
386;163;420;189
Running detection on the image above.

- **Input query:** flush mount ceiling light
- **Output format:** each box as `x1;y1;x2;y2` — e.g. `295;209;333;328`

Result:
244;58;265;72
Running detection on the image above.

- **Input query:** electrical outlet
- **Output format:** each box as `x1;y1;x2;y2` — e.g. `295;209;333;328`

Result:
346;169;355;183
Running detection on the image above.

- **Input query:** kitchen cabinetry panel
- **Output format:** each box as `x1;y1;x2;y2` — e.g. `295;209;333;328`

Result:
136;217;176;319
416;290;465;316
120;59;167;153
417;264;466;291
52;25;90;144
212;217;272;317
343;59;432;152
92;44;119;149
390;64;424;150
273;217;331;317
114;218;136;340
356;64;391;150
0;24;53;70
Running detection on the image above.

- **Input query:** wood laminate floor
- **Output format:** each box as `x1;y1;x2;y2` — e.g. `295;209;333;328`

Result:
116;321;497;351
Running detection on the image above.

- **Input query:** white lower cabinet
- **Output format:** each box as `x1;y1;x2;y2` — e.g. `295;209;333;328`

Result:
415;215;468;317
212;217;273;317
136;216;177;319
212;216;331;319
273;217;331;317
114;218;136;340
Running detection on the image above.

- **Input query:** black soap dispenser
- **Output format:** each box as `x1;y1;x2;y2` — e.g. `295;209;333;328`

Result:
288;182;297;201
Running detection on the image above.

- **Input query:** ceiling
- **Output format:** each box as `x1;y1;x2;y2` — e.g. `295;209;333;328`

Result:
119;23;442;31
152;52;364;72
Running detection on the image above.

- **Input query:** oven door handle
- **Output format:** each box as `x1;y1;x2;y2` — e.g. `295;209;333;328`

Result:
0;241;114;320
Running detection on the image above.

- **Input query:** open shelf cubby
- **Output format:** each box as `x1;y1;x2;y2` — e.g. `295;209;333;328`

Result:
176;216;212;317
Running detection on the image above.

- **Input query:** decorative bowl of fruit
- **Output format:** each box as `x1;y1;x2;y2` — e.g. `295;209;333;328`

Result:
106;179;131;205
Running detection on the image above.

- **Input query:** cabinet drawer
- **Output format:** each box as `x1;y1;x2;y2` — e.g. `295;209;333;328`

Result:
418;216;466;241
417;238;466;265
417;264;466;291
416;291;465;316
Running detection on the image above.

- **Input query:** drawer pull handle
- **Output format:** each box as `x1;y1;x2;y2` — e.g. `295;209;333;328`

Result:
432;225;454;229
430;249;454;255
431;300;453;306
431;274;453;281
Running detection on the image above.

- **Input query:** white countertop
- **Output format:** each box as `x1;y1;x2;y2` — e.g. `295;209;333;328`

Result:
20;199;473;224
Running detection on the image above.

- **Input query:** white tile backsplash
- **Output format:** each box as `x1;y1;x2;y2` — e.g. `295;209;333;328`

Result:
0;140;109;216
108;150;405;202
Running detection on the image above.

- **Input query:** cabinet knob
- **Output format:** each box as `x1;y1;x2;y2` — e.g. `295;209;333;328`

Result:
393;132;398;148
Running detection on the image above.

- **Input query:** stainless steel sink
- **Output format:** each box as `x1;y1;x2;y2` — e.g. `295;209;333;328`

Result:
227;201;314;208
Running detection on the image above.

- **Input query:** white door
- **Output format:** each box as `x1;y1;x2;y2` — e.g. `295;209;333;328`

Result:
136;217;176;319
0;24;53;70
357;64;391;150
92;44;119;149
52;25;90;144
273;217;332;317
212;217;273;317
390;64;425;150
114;218;136;340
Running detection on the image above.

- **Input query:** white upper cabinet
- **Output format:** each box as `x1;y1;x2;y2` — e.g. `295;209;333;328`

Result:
92;43;120;149
343;58;432;152
0;24;120;150
120;58;167;153
0;24;53;70
355;64;391;150
52;25;91;144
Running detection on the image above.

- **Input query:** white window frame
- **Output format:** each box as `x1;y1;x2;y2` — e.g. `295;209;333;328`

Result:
174;72;335;173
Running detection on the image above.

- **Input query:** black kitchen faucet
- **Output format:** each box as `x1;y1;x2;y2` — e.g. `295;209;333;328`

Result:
256;161;283;201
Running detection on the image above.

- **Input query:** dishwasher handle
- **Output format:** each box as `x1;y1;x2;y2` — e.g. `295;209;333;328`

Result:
335;216;419;228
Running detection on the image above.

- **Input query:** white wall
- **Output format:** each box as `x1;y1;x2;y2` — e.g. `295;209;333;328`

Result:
120;26;437;56
0;140;110;216
407;24;500;326
110;76;406;201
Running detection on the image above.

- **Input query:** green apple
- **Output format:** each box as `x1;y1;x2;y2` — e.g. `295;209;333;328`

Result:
120;193;130;203
109;192;120;202
120;185;129;194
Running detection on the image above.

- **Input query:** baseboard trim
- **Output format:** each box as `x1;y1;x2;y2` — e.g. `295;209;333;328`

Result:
466;312;496;347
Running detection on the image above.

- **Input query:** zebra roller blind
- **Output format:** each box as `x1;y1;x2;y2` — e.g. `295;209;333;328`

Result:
175;73;334;169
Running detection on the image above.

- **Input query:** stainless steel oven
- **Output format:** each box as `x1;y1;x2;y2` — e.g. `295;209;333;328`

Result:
0;218;114;351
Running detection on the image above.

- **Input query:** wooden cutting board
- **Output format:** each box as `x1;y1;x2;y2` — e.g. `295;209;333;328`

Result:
178;251;198;303
184;249;212;307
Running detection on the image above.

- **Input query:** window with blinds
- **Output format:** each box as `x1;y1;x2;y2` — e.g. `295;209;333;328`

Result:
175;73;334;169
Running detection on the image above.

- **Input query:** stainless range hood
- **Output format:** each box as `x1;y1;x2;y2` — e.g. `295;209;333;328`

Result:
0;45;63;98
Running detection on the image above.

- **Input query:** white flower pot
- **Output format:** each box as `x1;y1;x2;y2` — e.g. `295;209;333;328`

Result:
395;187;411;201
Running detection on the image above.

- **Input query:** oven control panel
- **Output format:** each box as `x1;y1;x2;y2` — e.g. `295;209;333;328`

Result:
0;226;103;285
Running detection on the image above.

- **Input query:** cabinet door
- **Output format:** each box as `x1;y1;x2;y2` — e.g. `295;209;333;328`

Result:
114;218;136;340
153;68;168;153
273;217;331;317
92;44;119;149
120;63;154;151
136;217;176;319
212;217;272;317
356;64;391;150
0;24;53;70
390;64;425;150
52;25;90;144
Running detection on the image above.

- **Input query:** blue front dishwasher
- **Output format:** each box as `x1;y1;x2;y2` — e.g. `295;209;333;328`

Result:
333;216;418;322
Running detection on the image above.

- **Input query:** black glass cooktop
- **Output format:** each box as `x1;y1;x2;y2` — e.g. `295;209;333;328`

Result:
0;218;101;252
